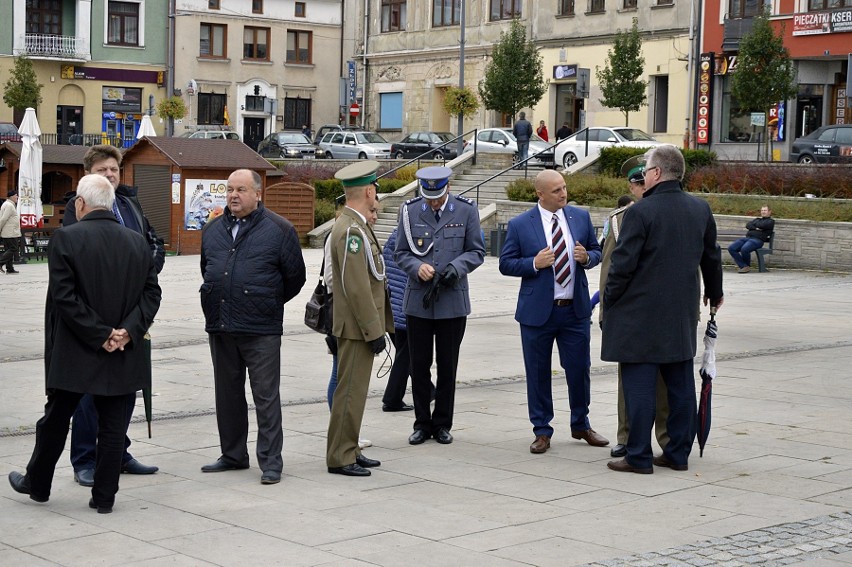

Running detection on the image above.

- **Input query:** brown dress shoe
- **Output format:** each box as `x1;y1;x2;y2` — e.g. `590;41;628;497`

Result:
607;458;653;474
530;435;551;454
571;428;610;447
653;455;688;471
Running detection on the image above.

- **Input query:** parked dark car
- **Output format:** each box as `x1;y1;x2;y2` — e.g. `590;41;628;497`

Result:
789;124;852;164
390;131;458;160
257;131;318;159
0;122;21;143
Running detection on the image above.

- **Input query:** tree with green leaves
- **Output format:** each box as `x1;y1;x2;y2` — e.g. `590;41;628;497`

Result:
595;19;647;126
478;19;546;120
3;57;43;116
730;8;797;161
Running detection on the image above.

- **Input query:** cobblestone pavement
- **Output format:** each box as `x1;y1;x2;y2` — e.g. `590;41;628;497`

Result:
581;511;852;567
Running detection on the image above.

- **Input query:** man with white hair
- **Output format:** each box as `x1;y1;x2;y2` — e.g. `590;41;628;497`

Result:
8;174;162;513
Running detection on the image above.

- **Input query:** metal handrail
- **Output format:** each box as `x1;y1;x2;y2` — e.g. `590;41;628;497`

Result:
377;129;479;181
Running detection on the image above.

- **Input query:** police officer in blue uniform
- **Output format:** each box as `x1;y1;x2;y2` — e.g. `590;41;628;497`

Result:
394;166;485;445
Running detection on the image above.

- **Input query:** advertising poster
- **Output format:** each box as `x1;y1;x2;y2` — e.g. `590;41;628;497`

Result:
184;179;227;230
696;53;714;145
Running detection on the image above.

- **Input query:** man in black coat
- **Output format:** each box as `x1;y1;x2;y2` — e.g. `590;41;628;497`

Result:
727;205;774;273
8;174;161;513
602;145;723;475
63;144;165;487
199;169;306;485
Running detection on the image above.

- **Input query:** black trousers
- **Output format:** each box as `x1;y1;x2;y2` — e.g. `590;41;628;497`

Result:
407;315;466;434
26;389;127;506
0;237;19;270
209;333;283;473
383;328;410;407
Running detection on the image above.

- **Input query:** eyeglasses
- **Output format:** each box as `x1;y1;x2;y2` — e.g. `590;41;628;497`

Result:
642;166;660;179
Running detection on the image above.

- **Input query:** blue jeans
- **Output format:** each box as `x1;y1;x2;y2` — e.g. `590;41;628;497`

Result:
728;237;764;268
517;140;530;164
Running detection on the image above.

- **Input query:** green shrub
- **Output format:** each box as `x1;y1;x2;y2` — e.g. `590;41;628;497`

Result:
567;173;629;207
506;178;537;201
313;179;343;201
598;147;716;180
314;199;336;227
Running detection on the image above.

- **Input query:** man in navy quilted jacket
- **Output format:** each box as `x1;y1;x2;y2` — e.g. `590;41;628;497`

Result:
199;169;306;485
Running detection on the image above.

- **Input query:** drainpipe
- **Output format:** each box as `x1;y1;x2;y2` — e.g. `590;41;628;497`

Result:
362;0;369;129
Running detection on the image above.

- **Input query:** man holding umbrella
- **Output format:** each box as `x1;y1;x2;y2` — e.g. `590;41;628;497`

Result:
601;145;723;474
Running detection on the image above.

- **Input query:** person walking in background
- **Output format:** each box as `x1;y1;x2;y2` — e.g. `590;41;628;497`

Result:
599;156;668;459
395;166;485;446
381;228;415;413
499;169;608;455
602;145;723;475
727;205;774;273
199;169;306;485
512;112;533;164
0;189;21;274
536;120;550;142
8;174;161;514
62;145;165;487
555;122;574;141
326;161;391;477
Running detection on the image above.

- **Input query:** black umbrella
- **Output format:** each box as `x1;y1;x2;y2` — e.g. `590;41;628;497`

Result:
697;308;718;457
143;332;152;438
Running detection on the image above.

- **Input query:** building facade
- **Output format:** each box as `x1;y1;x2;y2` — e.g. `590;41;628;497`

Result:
344;0;694;146
700;0;850;160
0;0;168;145
172;0;343;150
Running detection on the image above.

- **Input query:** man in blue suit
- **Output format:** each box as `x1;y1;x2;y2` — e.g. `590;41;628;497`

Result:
499;169;608;454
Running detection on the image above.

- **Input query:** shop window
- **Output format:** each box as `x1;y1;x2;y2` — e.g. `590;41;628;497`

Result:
721;78;753;142
243;26;269;61
380;92;403;130
433;0;461;26
284;98;312;130
107;1;139;46
198;93;226;125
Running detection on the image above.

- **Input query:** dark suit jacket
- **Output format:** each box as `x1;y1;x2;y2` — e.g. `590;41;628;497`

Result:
601;180;723;363
499;204;602;326
45;210;161;395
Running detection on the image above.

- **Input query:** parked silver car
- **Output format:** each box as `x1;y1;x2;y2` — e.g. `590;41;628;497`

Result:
553;127;668;168
462;128;554;167
318;131;392;159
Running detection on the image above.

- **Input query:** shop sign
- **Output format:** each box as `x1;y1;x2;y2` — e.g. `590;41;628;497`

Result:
793;8;852;36
696;53;714;145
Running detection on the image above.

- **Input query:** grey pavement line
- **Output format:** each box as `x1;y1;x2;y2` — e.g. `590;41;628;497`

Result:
579;510;852;567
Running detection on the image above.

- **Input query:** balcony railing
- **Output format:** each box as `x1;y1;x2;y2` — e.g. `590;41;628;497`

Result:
18;34;89;60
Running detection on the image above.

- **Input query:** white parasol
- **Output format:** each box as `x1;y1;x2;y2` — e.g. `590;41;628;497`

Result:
137;114;157;139
17;107;43;228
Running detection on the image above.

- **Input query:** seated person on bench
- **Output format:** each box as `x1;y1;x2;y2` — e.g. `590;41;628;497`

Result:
727;205;774;273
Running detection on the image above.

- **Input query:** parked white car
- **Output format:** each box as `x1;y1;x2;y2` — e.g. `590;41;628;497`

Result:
318;131;392;159
180;130;241;141
462;128;554;167
553;127;668;169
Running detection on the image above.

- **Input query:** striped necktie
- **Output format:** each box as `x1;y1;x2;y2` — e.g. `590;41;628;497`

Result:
112;200;126;226
551;213;571;286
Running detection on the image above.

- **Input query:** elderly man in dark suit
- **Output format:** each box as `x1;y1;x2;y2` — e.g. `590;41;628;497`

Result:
395;166;485;445
602;145;724;474
8;174;161;513
499;169;607;454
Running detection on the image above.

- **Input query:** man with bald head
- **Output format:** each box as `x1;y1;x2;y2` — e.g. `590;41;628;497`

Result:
499;169;607;455
199;168;306;485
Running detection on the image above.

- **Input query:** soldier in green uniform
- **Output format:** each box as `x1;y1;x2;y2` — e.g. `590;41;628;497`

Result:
326;161;393;477
602;155;669;459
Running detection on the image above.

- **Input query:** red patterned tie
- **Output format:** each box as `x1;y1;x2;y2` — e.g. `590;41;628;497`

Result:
552;214;571;286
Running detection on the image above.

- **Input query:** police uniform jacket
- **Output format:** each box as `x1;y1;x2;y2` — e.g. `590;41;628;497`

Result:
45;210;162;395
601;180;723;363
200;202;306;335
330;207;393;341
394;194;485;320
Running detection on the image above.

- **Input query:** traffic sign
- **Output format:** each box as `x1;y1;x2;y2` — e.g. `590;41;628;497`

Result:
350;103;360;115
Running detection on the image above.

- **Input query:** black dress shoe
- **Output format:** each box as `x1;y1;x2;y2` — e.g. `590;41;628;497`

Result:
382;403;415;412
121;458;159;475
355;455;380;468
409;429;430;445
260;470;281;484
201;458;250;473
8;471;48;503
610;444;627;458
89;498;113;514
328;463;371;477
434;428;453;444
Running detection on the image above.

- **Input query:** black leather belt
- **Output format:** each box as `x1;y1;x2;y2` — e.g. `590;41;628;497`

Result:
554;299;573;306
